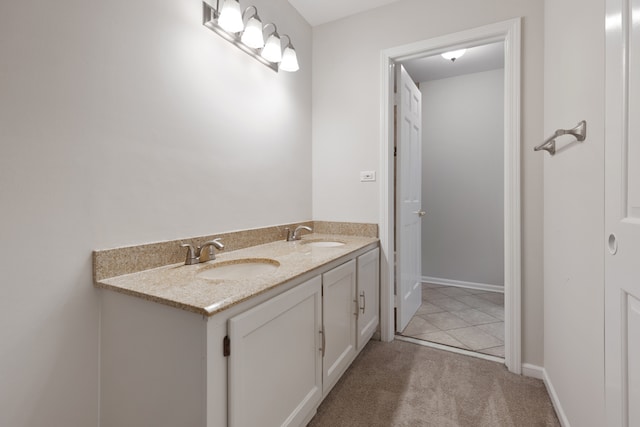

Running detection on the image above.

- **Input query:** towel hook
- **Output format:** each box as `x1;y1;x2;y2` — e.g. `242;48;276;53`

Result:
534;120;587;156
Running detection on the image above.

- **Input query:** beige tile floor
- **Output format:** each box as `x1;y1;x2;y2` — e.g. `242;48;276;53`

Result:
400;283;505;357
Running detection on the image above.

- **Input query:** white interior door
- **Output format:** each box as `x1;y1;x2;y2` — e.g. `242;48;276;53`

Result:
606;1;640;425
396;64;423;332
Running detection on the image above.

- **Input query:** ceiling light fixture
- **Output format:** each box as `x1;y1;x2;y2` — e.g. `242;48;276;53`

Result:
202;1;299;72
441;49;467;62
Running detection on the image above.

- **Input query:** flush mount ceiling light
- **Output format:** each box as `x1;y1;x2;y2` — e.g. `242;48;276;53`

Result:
202;0;299;72
441;49;467;62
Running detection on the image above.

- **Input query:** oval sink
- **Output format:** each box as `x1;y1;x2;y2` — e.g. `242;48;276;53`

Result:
301;240;346;248
197;258;280;281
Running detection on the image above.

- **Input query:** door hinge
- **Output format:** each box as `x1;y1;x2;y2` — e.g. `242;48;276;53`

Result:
223;335;230;357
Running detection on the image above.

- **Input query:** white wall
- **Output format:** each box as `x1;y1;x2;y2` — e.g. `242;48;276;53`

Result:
420;69;504;287
312;0;544;365
0;0;311;425
543;0;605;425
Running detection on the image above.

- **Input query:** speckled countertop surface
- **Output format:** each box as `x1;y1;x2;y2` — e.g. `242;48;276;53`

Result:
95;234;378;316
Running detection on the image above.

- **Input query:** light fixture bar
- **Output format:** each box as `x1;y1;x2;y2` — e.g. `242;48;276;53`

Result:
202;1;279;71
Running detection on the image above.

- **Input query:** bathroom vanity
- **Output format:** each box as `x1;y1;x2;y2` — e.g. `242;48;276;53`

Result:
94;229;379;427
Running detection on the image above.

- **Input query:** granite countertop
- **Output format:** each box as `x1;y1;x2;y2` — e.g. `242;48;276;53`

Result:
95;233;378;316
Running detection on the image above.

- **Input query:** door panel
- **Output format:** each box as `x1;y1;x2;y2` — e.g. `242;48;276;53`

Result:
357;248;379;350
322;260;357;396
606;1;640;425
396;64;423;332
228;277;322;427
628;295;640;427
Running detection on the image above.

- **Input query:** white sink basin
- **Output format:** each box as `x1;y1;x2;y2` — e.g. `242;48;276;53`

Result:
301;240;346;248
197;258;280;281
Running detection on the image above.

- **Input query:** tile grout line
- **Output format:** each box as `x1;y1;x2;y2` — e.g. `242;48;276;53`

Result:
401;284;505;357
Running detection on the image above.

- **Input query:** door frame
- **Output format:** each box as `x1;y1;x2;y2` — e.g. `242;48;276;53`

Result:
378;18;522;374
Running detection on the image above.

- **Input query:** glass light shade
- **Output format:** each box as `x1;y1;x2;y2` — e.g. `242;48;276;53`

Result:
261;34;282;63
218;0;244;33
240;17;264;48
280;46;299;72
441;49;467;61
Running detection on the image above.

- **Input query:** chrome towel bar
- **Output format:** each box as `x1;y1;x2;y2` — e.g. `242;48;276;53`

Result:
534;120;587;156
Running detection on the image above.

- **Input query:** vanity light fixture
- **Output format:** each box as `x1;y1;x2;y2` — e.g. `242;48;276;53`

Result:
217;0;244;33
280;36;299;72
240;6;264;49
261;24;282;63
441;49;467;62
202;0;299;72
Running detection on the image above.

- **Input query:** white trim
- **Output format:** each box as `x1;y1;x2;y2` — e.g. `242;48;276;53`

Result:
521;363;544;380
379;18;522;374
422;276;504;293
394;335;504;364
543;369;571;427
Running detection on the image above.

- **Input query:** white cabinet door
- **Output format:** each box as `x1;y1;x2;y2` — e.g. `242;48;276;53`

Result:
228;276;322;427
357;248;379;351
322;259;357;396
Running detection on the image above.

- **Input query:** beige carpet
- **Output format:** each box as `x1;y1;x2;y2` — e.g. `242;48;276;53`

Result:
307;340;560;427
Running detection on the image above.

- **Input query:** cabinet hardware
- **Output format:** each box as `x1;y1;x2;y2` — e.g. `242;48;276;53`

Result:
360;291;366;314
223;335;230;357
319;328;325;358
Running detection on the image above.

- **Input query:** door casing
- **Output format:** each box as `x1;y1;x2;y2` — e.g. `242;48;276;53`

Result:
378;18;522;374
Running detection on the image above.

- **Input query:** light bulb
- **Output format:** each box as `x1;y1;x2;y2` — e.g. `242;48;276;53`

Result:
241;17;264;49
441;49;467;62
261;34;282;63
280;46;299;72
218;0;244;33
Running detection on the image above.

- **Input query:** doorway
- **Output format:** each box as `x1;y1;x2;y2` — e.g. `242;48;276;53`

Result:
398;42;506;359
378;18;522;374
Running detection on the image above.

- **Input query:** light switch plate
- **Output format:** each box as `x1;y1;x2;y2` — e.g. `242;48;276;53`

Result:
360;171;376;182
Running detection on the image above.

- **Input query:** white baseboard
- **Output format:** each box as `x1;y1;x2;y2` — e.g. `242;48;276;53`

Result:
542;368;571;427
422;276;504;293
521;363;544;380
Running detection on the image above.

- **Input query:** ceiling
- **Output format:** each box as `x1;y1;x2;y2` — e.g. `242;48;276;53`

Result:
402;42;505;83
287;0;401;26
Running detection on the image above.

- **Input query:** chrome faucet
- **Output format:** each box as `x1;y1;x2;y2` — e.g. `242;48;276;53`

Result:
286;225;313;241
180;238;224;265
198;239;224;262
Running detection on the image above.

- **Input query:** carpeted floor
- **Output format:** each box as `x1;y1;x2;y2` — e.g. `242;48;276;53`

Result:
307;340;560;427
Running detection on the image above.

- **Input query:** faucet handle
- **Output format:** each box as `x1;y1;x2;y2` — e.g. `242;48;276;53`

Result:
198;238;224;263
180;243;198;265
284;228;292;241
210;238;224;249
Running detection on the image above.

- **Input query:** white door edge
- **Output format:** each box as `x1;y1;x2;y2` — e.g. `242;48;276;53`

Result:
378;17;522;374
